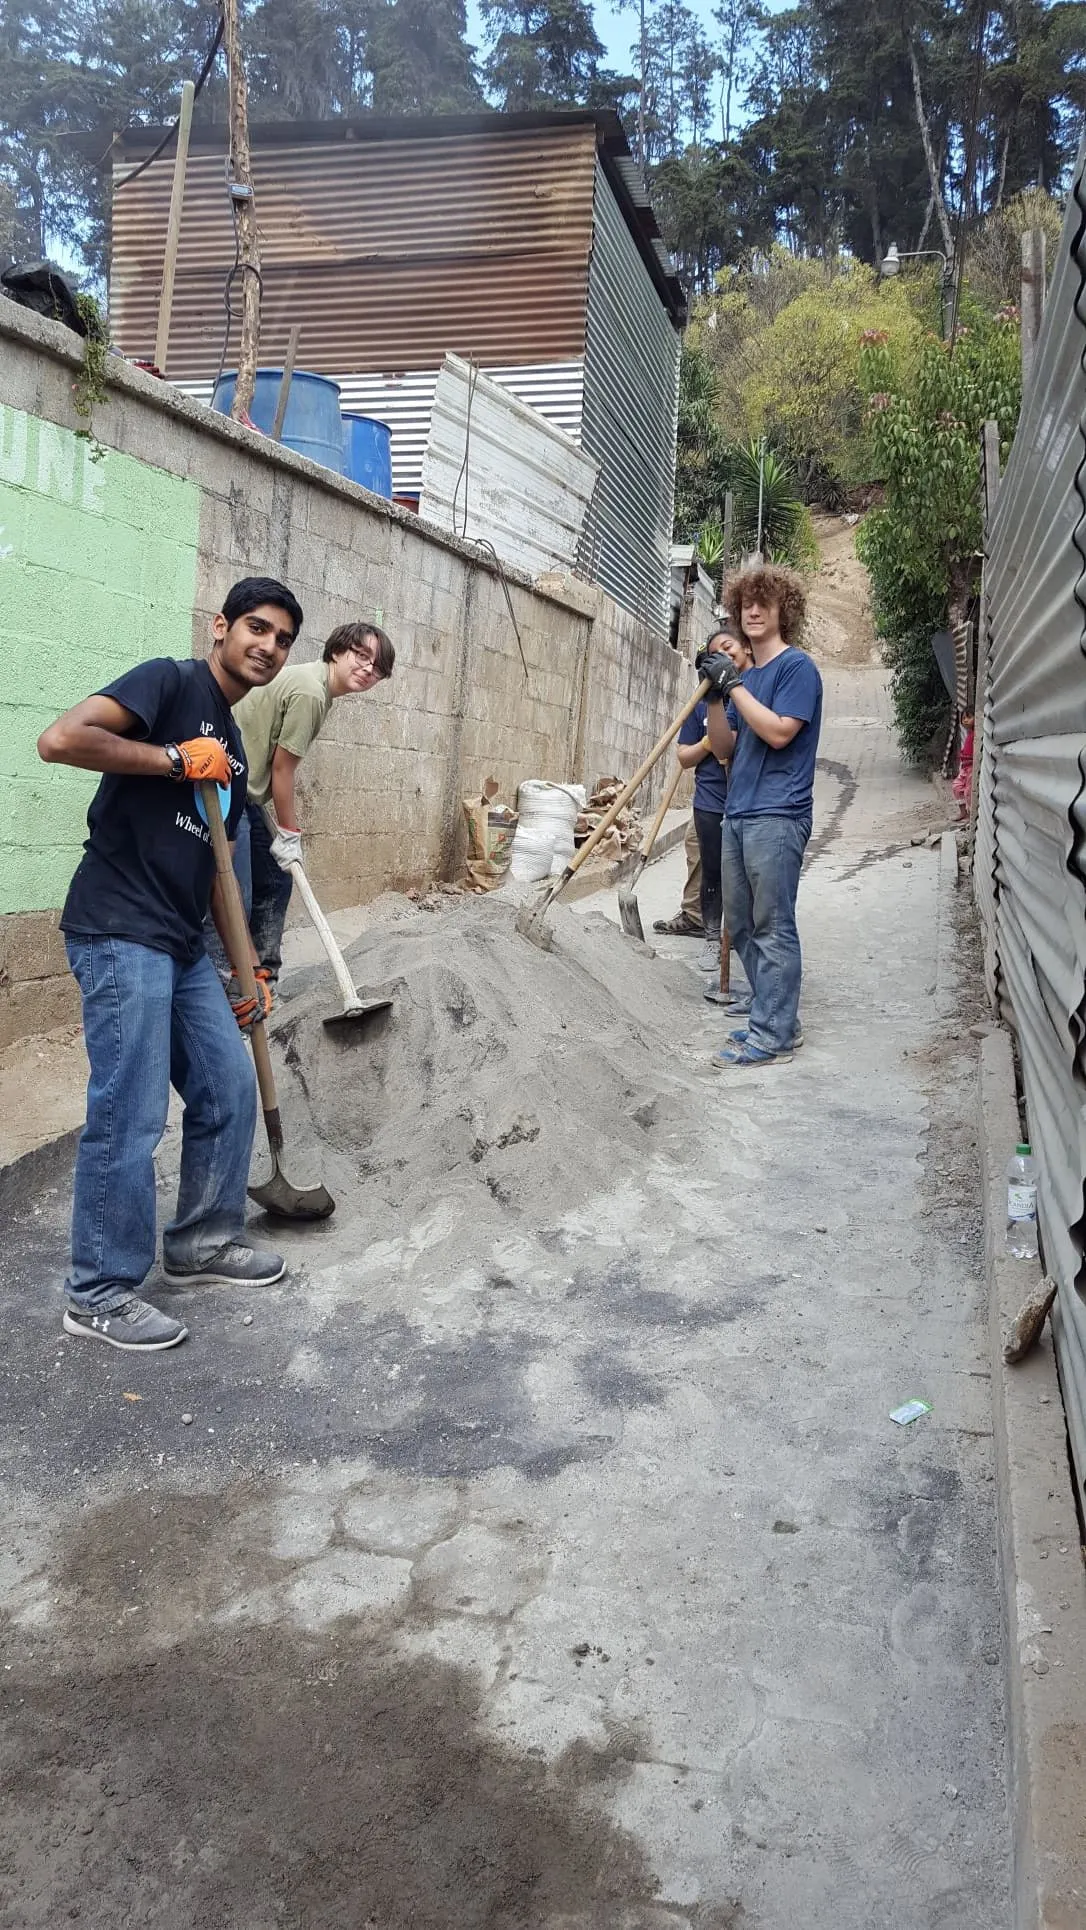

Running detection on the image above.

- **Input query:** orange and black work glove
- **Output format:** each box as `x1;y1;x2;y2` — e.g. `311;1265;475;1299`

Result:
174;736;232;785
230;967;274;1031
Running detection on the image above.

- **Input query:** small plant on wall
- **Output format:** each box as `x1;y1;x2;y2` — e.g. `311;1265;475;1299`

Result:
72;294;109;462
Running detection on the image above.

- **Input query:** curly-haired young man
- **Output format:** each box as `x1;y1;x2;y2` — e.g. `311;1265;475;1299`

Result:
699;565;822;1068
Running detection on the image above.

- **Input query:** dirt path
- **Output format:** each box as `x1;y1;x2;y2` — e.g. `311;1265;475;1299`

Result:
0;670;1008;1930
803;513;876;665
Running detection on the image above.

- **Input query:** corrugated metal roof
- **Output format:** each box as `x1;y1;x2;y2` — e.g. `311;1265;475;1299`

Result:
581;158;680;636
110;119;598;379
418;353;598;574
107;111;685;382
177;359;584;496
978;129;1086;1496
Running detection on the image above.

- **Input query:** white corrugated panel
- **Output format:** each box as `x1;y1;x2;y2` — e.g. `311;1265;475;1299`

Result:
417;354;599;575
981;130;1086;1497
176;361;585;498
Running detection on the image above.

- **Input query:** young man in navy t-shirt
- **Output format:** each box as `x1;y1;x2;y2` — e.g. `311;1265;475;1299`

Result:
700;566;822;1067
37;577;303;1351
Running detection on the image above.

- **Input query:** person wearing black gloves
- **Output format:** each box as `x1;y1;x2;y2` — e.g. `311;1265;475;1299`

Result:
37;577;303;1352
680;626;744;974
699;564;822;1069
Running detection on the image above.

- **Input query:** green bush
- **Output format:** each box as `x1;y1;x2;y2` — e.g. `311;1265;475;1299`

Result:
857;304;1021;761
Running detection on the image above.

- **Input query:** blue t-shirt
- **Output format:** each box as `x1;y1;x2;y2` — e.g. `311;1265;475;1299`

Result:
61;658;248;963
678;699;729;813
725;648;823;819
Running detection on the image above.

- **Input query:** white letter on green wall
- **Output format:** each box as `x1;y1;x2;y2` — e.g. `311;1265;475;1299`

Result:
37;423;76;503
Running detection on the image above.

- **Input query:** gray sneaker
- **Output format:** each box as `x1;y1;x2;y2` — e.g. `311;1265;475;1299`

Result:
697;936;722;974
63;1295;188;1351
162;1241;285;1288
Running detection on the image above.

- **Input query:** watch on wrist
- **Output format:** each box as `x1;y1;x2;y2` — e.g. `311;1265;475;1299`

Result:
164;742;185;781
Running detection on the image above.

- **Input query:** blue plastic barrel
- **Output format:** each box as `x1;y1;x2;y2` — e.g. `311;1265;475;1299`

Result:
212;369;344;474
341;413;393;498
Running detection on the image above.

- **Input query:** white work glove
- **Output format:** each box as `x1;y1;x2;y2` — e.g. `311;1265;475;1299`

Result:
270;827;303;871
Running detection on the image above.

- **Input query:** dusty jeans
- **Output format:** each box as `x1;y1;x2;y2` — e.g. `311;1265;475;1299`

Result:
720;814;811;1054
64;937;257;1311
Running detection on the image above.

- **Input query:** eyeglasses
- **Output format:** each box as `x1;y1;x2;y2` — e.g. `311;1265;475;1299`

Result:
346;645;377;667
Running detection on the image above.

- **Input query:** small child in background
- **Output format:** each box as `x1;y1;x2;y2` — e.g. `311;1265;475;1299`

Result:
952;709;975;815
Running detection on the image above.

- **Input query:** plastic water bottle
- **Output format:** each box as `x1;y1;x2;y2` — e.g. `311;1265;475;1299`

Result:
1005;1143;1039;1259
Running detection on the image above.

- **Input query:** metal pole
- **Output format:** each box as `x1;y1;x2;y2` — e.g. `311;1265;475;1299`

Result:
755;438;765;562
638;0;648;171
1020;227;1045;400
154;79;194;379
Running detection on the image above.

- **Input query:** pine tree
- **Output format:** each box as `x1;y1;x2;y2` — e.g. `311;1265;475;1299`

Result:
480;0;605;109
368;0;482;112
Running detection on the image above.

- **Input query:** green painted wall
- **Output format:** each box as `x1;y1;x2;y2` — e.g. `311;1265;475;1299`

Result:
0;405;200;915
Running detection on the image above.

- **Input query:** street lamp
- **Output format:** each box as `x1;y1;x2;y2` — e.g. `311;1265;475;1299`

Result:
880;241;954;339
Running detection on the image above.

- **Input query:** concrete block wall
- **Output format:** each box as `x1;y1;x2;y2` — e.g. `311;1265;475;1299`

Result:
0;303;687;1048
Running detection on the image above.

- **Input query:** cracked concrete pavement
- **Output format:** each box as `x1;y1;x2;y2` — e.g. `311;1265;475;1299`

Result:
0;666;1011;1929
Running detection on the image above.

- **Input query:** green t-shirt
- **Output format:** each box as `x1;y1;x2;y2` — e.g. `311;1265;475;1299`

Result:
235;660;333;806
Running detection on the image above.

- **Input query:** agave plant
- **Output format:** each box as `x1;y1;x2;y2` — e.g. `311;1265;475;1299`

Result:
695;514;727;574
732;439;810;566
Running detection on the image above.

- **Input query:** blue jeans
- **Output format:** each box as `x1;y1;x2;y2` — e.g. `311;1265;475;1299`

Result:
205;802;294;983
65;937;258;1311
720;814;811;1054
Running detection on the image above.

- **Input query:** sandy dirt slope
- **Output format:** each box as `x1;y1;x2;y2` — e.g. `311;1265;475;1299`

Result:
803;514;876;665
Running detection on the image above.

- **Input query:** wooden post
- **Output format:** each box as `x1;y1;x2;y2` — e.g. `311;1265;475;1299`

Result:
1020;227;1046;400
153;79;194;379
222;0;261;421
722;489;734;575
271;323;301;441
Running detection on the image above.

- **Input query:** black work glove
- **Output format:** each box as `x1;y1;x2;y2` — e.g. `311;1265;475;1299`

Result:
694;650;743;704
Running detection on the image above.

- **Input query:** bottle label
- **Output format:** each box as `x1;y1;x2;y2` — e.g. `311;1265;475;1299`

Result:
1008;1184;1037;1221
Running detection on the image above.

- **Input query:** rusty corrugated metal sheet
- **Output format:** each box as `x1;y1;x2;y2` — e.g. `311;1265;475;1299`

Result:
979;129;1086;1496
111;120;597;379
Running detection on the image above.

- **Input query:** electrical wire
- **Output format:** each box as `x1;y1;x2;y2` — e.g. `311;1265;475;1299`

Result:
112;12;225;192
449;358;529;685
212;162;264;395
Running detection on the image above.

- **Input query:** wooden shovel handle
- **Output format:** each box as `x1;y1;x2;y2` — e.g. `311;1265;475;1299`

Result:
199;782;281;1136
261;807;360;1010
639;759;685;862
567;679;710;879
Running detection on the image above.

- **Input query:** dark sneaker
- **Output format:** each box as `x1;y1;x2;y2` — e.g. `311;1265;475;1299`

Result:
63;1296;188;1351
652;912;703;936
162;1241;285;1288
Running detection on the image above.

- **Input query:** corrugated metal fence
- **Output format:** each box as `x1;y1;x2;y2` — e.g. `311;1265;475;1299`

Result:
975;135;1086;1494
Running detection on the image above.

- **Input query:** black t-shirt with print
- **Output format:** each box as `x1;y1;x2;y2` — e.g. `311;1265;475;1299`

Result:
61;658;248;964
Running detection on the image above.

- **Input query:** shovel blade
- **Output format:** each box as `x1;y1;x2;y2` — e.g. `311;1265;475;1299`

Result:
514;887;558;950
248;1157;335;1221
617;856;647;940
323;995;394;1031
617;889;644;941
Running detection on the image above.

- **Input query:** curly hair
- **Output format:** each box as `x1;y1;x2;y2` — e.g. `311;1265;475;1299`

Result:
725;567;807;648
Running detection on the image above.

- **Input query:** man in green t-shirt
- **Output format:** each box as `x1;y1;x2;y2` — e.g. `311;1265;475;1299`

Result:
210;620;395;985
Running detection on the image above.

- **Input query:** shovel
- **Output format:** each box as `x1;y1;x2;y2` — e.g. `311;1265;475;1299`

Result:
200;783;335;1220
263;809;393;1030
617;761;685;940
516;679;710;950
